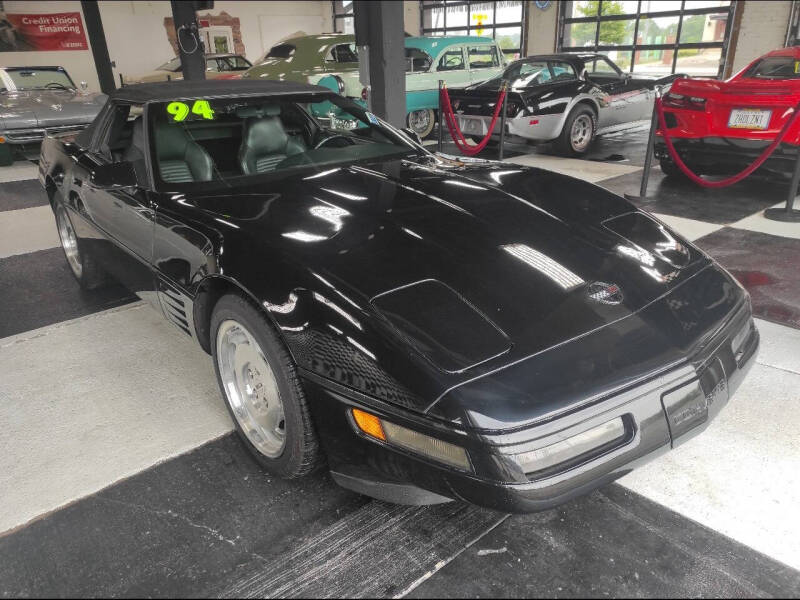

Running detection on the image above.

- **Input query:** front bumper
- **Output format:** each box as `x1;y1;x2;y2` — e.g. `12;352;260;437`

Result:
655;136;800;178
455;113;563;142
304;299;759;513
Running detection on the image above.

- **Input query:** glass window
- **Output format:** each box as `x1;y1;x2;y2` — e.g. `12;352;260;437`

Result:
743;56;800;80
332;0;354;34
205;59;220;72
550;60;578;80
407;48;434;72
327;44;358;63
267;44;295;59
560;0;733;76
468;46;499;69
437;48;465;71
3;68;75;91
150;94;423;189
422;1;523;58
586;56;620;75
157;57;183;72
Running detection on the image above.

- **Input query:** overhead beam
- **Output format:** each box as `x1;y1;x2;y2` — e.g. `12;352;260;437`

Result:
353;1;406;128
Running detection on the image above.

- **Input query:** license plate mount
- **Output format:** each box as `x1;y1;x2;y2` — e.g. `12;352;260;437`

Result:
728;108;772;130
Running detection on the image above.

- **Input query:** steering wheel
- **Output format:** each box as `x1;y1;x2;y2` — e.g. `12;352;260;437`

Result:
44;82;70;90
314;134;357;149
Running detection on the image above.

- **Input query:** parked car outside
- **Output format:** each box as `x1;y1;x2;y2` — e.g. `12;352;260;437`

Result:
656;45;800;179
122;53;252;84
448;53;680;155
0;66;106;165
39;79;758;512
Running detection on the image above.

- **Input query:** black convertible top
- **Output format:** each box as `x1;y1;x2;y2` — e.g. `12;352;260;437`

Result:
111;79;332;103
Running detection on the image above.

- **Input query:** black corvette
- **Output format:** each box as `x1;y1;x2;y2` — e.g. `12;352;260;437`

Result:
39;80;758;513
448;53;679;156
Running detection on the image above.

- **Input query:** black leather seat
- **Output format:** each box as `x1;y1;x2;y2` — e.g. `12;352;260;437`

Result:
154;123;214;183
238;106;305;175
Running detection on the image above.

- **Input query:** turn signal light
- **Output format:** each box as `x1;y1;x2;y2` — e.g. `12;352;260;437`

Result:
0;136;5;144
351;408;471;471
361;87;368;101
352;408;386;441
663;93;707;111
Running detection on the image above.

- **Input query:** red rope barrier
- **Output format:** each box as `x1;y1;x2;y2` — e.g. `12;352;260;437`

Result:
657;97;800;188
440;84;507;156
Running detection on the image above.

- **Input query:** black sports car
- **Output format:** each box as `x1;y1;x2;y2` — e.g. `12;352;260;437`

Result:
39;80;758;513
448;53;679;156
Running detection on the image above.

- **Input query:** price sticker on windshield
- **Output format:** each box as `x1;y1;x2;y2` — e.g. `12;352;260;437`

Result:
166;100;215;122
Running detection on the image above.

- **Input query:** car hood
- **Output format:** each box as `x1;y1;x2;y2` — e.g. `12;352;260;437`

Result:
0;89;106;129
186;158;708;372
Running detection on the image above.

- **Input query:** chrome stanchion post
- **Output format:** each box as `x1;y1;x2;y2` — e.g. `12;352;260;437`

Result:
764;149;800;222
625;85;663;202
437;79;444;153
498;80;508;161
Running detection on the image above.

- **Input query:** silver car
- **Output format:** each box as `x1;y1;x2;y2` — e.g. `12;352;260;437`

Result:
0;66;106;164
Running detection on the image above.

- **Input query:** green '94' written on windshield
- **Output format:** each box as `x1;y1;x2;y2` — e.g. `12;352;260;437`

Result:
166;100;215;121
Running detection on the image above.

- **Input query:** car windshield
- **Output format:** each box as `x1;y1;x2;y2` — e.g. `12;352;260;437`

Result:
744;57;800;80
156;57;183;72
3;68;74;91
149;93;426;190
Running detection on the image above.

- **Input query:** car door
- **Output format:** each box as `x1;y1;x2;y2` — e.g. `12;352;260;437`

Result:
467;43;502;85
79;101;157;303
584;55;649;128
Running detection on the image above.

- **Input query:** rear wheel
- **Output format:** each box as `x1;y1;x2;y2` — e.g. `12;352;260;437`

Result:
556;105;596;156
54;203;107;289
211;294;323;478
407;109;436;139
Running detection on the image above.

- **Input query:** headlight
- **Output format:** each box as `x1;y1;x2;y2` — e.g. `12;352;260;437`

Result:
351;408;471;471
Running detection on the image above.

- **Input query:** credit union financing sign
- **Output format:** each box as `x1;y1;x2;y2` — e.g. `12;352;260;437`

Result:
0;12;89;52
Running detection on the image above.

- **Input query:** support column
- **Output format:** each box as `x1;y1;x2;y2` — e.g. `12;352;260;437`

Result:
353;1;406;128
80;0;115;94
170;0;207;81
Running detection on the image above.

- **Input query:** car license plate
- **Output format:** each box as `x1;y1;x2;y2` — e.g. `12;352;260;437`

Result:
459;117;486;135
728;108;772;130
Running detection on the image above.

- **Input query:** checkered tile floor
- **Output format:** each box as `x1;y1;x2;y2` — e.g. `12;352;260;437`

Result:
1;156;799;598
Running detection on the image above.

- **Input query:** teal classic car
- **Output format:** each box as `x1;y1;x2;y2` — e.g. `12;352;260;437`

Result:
243;34;507;137
403;36;507;137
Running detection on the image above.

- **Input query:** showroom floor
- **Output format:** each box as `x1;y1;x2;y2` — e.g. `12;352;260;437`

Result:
1;135;800;597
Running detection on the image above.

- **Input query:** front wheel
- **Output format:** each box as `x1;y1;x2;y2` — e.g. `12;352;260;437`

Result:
211;294;323;479
54;203;107;289
555;106;596;156
407;109;436;139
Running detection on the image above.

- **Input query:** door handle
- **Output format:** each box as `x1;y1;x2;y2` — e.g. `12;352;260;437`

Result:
73;177;82;187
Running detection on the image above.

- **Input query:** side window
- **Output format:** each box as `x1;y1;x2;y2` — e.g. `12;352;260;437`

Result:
206;59;221;72
406;48;433;72
587;57;620;77
468;45;499;70
96;103;145;162
437;47;465;71
328;43;358;64
549;61;577;82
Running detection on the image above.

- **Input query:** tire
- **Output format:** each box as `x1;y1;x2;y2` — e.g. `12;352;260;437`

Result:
407;109;436;139
659;156;685;179
211;293;323;479
54;203;108;290
555;105;596;157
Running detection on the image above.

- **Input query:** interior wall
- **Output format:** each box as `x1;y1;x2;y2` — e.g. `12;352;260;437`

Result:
525;0;557;56
0;0;100;91
404;0;421;36
729;0;792;75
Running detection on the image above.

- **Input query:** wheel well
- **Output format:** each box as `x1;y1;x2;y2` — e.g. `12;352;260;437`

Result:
192;276;281;356
575;99;598;119
44;176;57;209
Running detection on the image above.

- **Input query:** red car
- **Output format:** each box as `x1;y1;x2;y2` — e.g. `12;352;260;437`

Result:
656;46;800;179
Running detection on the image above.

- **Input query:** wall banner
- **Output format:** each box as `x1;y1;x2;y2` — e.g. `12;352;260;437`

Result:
0;12;89;52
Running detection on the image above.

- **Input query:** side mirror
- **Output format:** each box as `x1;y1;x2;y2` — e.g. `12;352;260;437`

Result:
90;161;139;190
80;81;88;91
402;127;422;145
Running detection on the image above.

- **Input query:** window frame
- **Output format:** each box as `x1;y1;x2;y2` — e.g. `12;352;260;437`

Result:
420;1;526;60
558;1;736;78
436;46;467;72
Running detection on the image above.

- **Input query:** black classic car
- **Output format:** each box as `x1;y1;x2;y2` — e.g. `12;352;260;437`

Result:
39;80;758;512
448;53;679;156
0;66;106;164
